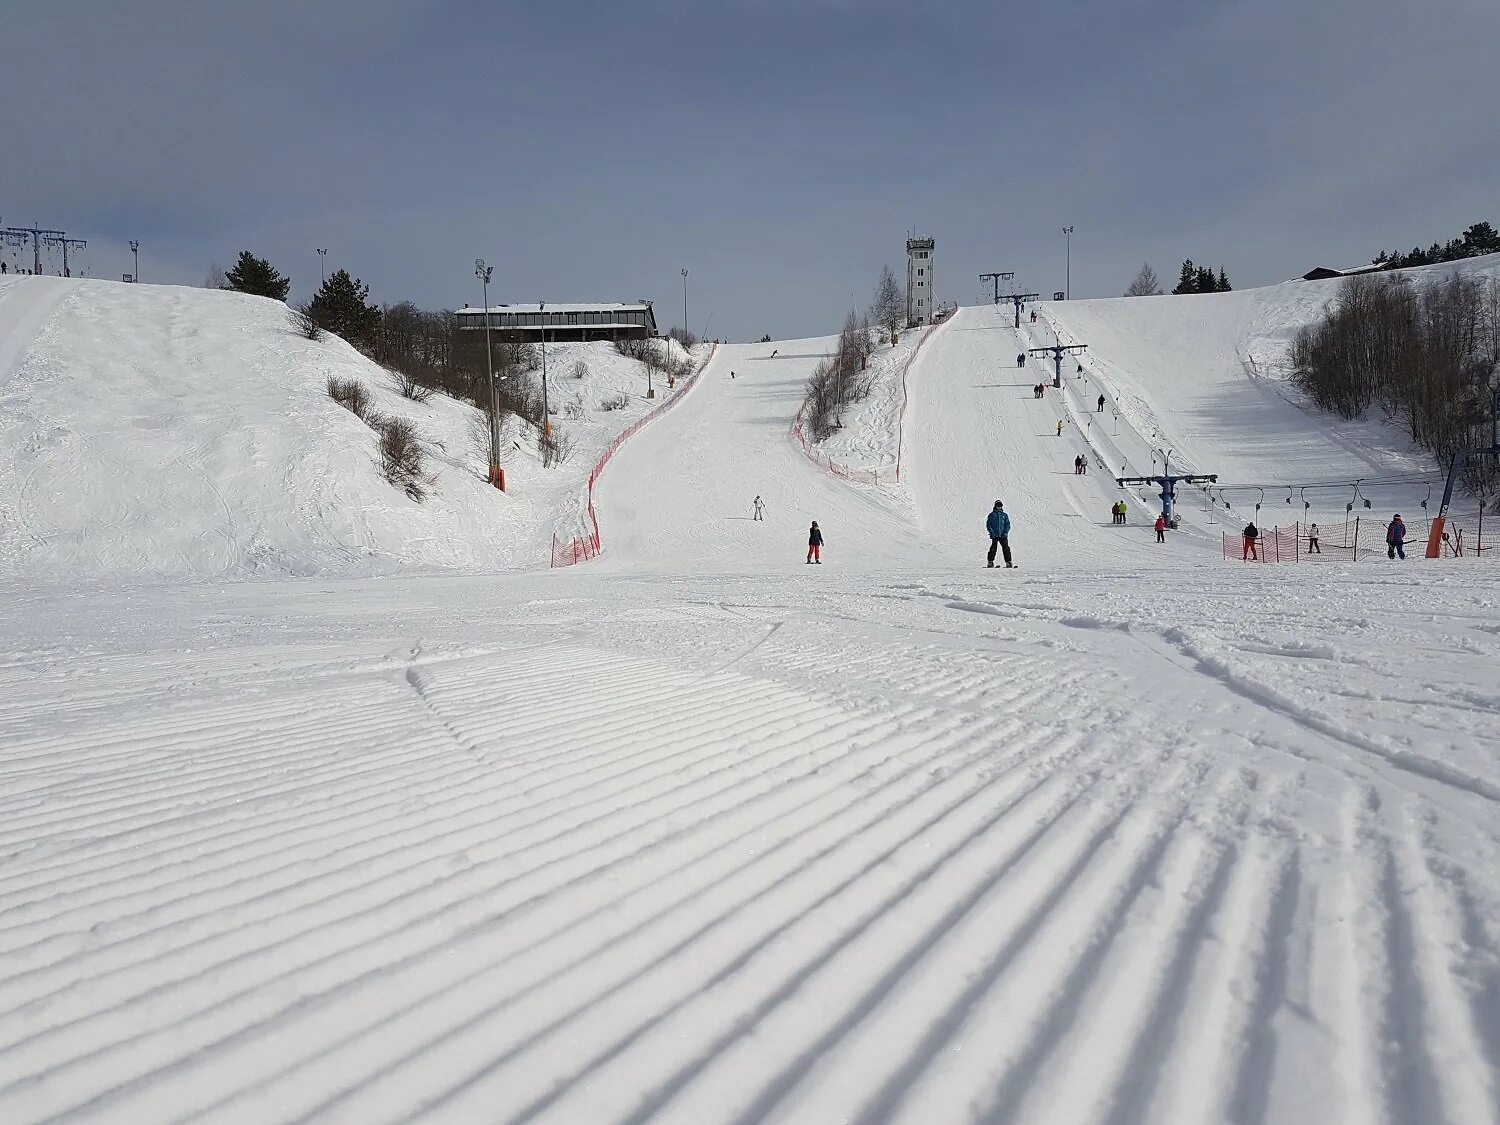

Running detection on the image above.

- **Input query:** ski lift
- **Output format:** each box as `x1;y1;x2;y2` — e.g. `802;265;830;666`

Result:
1254;486;1264;523
1420;483;1431;514
1301;486;1311;517
1285;486;1294;506
1347;480;1364;514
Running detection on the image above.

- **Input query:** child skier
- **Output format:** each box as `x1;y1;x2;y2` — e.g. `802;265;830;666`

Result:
1307;522;1320;553
806;521;823;564
1387;514;1407;559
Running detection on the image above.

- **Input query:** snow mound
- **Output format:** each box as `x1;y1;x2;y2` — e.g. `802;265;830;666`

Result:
0;278;691;579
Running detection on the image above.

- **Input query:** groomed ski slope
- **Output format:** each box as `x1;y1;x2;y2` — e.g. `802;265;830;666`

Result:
0;276;1497;1124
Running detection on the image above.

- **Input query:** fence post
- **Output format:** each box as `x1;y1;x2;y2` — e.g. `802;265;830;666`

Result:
1354;517;1359;562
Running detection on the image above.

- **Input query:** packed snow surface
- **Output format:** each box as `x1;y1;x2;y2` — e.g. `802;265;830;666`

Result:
0;276;1497;1123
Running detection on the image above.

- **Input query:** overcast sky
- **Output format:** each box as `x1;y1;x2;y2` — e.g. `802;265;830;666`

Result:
4;0;1497;339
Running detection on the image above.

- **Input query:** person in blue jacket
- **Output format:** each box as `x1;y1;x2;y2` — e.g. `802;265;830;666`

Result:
986;501;1013;568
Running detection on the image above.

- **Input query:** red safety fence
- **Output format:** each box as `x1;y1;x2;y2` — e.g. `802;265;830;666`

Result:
1217;516;1483;563
550;343;717;567
791;319;945;486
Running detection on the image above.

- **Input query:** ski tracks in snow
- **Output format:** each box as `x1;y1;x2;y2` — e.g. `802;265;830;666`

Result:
0;574;1496;1123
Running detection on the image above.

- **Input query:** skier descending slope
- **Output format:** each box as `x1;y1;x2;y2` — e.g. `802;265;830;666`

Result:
806;521;823;564
986;501;1013;568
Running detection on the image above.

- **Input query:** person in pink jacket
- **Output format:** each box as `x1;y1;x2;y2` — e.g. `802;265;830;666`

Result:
1154;514;1167;543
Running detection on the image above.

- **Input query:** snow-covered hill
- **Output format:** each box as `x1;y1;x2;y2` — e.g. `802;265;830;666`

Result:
1034;254;1500;524
0;277;690;579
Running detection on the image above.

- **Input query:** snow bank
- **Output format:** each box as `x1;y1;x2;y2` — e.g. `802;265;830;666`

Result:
0;277;691;579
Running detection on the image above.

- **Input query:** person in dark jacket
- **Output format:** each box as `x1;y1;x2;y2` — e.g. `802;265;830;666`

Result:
806;521;823;564
1387;514;1407;559
1242;522;1260;560
986;501;1013;568
1097;393;1105;412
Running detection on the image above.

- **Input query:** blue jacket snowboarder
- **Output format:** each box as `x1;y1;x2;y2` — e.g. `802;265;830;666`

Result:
986;501;1013;568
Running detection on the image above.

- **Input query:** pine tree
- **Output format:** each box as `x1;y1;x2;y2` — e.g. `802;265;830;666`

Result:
1216;267;1231;292
222;250;290;300
1195;265;1216;293
1462;222;1500;257
1173;260;1197;295
309;269;381;348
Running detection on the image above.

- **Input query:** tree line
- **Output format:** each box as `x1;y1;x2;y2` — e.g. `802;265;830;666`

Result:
1121;260;1230;296
1372;221;1500;271
1290;270;1500;493
219;249;550;435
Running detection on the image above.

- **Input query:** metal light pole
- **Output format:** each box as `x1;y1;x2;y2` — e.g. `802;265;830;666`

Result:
681;268;689;339
475;259;504;489
1062;226;1074;300
317;248;328;284
538;301;550;441
129;240;139;282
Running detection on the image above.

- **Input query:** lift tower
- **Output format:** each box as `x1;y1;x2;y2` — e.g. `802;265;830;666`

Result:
1116;449;1218;523
979;271;1014;304
1004;292;1040;330
1027;342;1088;387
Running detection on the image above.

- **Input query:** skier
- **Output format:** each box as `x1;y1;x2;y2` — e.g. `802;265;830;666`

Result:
1387;514;1407;559
1155;514;1167;543
1074;455;1084;475
753;495;765;521
1030;309;1037;324
1097;393;1105;412
1307;522;1321;553
1118;499;1128;525
1242;521;1260;561
1056;420;1064;437
770;349;778;358
986;501;1013;568
731;370;736;379
1017;352;1026;367
806;520;823;564
1110;501;1121;524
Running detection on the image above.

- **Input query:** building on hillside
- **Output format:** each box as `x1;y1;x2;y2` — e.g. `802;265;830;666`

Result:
906;236;935;327
455;301;657;343
1299;263;1387;282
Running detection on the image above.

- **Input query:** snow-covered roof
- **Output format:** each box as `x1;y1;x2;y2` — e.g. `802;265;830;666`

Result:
461;302;651;314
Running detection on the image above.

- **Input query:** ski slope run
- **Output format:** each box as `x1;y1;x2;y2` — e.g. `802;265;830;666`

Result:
0;566;1496;1123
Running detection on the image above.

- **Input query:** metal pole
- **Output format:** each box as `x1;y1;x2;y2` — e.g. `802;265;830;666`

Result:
1063;225;1074;300
681;268;689;338
540;308;550;440
130;240;139;282
317;248;328;284
475;259;502;488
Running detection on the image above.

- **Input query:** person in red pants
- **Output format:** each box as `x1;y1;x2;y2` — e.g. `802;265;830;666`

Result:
806;521;823;564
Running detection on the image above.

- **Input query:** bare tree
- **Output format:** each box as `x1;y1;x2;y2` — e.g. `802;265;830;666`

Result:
872;266;904;334
1124;263;1162;297
204;262;227;289
289;300;325;341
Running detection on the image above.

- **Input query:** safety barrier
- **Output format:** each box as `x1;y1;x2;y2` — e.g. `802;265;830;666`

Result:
1220;518;1457;562
791;320;943;486
549;343;717;567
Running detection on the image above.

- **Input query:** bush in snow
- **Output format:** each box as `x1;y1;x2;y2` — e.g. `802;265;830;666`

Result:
289;301;325;341
374;415;428;500
392;368;434;402
563;395;585;420
572;360;589;381
328;376;373;421
600;392;631;412
540;426;574;468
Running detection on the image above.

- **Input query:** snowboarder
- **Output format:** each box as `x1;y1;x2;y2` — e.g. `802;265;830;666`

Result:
1242;522;1260;561
1056;420;1064;437
731;370;736;379
1307;522;1321;553
1097;393;1105;412
1387;514;1407;559
806;520;823;564
770;349;778;358
753;496;765;521
1155;514;1167;543
986;501;1013;568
